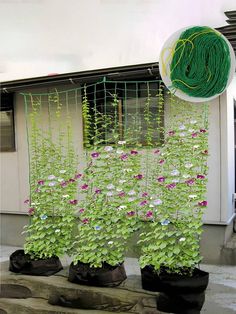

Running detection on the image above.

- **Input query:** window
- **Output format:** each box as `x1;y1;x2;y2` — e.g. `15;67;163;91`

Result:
0;93;15;151
83;80;164;147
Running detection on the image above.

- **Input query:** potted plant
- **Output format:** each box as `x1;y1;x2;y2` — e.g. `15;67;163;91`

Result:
138;97;209;313
9;92;79;276
68;88;143;286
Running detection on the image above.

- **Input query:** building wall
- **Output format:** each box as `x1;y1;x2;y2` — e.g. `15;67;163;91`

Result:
1;83;235;224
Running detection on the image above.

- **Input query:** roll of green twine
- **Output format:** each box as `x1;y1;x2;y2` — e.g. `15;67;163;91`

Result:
170;26;231;98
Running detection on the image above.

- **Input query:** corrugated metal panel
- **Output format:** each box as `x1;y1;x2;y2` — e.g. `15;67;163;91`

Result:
216;11;236;54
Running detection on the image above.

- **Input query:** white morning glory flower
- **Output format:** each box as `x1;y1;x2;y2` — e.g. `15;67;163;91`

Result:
118;140;126;145
59;170;66;174
116;188;123;192
116;149;124;154
123;168;132;172
190;120;197;124
189;194;197;199
107;184;115;190
108;241;113;245
161;219;170;226
183;174;190;178
48;175;56;180
188;128;195;132
185;163;193;169
179;125;185;130
193;145;200;149
171;169;180;176
119;179;126;184
107;191;113;196
104;146;113;152
179;132;186;137
172;179;180;183
149;204;154;208
41;214;48;220
118;205;127;210
62;195;70;198
179;237;186;242
58;178;64;182
31;202;35;205
153;199;162;205
48;181;57;186
55;229;60;233
128;197;136;202
128;190;136;195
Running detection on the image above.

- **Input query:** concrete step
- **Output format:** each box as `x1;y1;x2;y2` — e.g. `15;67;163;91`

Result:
0;261;161;314
221;233;236;265
0;298;130;314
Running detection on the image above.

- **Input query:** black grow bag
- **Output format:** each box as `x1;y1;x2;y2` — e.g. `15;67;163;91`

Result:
68;261;127;287
141;266;209;313
9;249;63;276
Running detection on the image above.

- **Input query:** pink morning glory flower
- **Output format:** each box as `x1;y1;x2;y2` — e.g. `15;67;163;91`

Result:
118;191;126;197
81;184;89;190
142;192;149;197
79;208;85;213
166;183;176;190
157;176;165;182
168;130;175;136
202;150;208;155
146;210;153;218
69;199;78;205
159;159;165;165
127;211;135;217
130;150;138;155
120;154;128;161
24;199;30;204
198;201;208;206
28;207;34;215
154;149;161;155
185;179;195;186
200;129;207;133
191;132;198;138
60;181;68;187
82;218;89;224
69;178;75;183
197;174;205;179
38;180;45;185
134;174;143;180
139;200;148;206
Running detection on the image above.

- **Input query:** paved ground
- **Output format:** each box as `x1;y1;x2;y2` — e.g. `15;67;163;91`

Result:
1;245;236;313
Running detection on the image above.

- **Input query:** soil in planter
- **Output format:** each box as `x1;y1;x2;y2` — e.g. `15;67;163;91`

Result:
9;249;63;276
68;261;127;287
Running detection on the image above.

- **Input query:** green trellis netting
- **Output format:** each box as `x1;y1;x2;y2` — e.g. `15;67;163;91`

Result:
22;79;209;270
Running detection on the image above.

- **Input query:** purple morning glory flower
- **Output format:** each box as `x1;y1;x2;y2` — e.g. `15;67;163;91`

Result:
166;183;176;190
142;192;149;197
198;201;208;206
159;159;165;165
146;210;153;218
95;188;102;194
79;208;85;213
94;226;102;230
200;129;207;133
197;174;205;179
154;149;160;155
82;218;89;224
130;150;138;155
28;207;34;215
60;181;68;187
157;176;165;182
69;199;78;205
81;184;89;190
120;154;128;161
134;174;143;180
127;211;135;217
139;200;148;206
75;173;82;179
24;199;30;204
91;152;100;158
202;150;208;155
69;178;75;183
191;132;198;138
38;180;45;185
185;179;195;186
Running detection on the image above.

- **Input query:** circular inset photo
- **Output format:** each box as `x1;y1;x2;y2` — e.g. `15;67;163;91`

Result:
159;26;235;102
